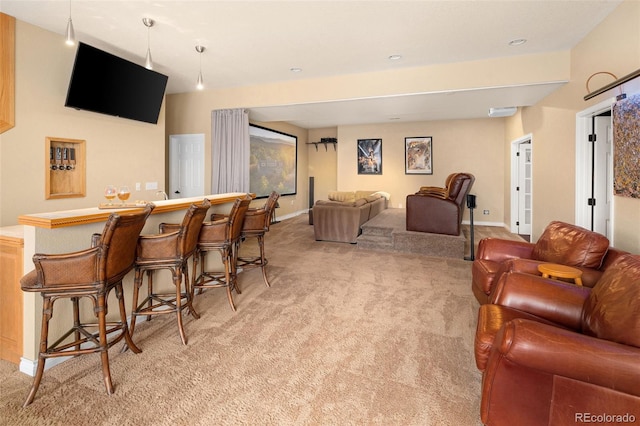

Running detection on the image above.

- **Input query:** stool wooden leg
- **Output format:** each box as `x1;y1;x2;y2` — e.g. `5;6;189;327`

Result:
190;254;200;301
115;283;141;354
257;234;270;287
146;270;154;322
231;246;241;295
225;252;237;311
72;296;82;351
24;296;52;407
97;294;114;395
172;268;188;345
195;251;206;296
183;264;200;320
129;269;143;339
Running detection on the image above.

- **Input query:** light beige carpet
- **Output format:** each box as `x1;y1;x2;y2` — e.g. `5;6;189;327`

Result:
0;214;518;425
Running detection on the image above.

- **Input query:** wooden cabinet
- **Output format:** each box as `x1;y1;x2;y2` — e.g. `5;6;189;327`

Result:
0;13;16;134
46;137;86;199
0;233;23;364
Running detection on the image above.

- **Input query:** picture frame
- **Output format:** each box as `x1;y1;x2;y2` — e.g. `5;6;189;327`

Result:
357;138;382;175
405;136;432;175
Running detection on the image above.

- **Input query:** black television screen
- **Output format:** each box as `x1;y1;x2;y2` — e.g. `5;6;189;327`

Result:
65;42;168;124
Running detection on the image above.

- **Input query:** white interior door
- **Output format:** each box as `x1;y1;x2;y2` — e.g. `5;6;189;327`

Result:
591;115;613;237
516;140;532;236
169;134;205;199
511;135;533;236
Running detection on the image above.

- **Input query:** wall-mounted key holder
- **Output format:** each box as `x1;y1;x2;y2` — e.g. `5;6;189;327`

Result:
45;137;86;199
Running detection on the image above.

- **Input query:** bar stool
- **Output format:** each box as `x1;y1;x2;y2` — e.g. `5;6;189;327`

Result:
237;191;280;287
19;204;154;407
193;195;252;311
130;199;210;345
211;192;280;287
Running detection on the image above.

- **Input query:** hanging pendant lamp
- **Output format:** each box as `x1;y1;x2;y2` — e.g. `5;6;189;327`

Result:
143;18;154;70
195;45;206;90
65;0;75;46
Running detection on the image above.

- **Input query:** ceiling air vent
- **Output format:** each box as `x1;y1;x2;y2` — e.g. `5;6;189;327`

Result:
488;107;517;118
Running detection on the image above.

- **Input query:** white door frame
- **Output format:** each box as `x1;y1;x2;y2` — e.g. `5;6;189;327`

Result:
575;98;615;243
510;133;533;234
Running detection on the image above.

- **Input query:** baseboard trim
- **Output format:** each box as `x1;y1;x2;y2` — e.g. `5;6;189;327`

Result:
462;219;506;227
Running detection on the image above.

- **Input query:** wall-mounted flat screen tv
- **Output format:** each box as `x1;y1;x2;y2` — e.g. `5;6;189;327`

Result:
65;42;169;124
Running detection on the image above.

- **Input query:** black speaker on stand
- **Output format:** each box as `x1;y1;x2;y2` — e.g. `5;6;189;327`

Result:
464;194;476;261
308;176;315;225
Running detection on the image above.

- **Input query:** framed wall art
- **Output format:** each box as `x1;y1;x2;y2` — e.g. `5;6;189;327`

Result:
405;136;432;175
357;138;382;175
613;93;640;199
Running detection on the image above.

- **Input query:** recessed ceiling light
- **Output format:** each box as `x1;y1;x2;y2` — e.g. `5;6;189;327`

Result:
508;38;527;46
388;55;402;61
290;67;302;73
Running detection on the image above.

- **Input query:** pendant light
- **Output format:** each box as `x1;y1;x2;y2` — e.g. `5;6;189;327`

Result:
143;18;154;70
65;0;75;46
195;45;206;90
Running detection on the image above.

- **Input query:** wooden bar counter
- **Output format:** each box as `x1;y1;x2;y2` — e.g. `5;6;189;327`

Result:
10;193;249;375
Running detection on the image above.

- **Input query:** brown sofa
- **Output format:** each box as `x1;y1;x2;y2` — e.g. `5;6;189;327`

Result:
473;254;640;425
405;172;475;236
471;220;628;304
312;191;387;243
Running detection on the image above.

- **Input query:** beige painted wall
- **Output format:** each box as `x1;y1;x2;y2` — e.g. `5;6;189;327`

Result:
308;127;338;204
0;20;166;227
165;47;571;219
336;119;505;223
510;0;640;251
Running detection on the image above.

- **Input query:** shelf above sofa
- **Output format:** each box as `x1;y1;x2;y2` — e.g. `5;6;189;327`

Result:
307;137;337;151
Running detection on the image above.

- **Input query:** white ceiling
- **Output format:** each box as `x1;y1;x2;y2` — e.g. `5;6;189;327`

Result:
1;1;622;128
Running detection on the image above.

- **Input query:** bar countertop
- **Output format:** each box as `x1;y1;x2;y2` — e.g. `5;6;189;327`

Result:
17;193;251;229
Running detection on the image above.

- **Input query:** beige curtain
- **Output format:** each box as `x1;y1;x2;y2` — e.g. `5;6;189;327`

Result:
211;109;250;193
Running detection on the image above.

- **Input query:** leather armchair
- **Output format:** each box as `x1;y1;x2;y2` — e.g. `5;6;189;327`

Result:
471;220;621;304
474;254;640;426
405;172;474;235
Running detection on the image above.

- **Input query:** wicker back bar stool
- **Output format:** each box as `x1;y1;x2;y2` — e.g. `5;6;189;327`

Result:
237;191;280;287
193;195;252;311
130;199;210;345
19;204;154;407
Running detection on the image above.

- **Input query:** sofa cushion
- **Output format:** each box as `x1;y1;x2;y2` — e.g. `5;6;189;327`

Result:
372;191;391;200
355;190;378;200
328;191;355;202
316;200;348;207
582;254;640;348
531;221;609;268
316;199;367;208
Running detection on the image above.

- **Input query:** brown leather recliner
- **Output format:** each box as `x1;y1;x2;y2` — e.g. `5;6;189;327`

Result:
405;172;475;235
471;220;624;304
473;254;640;426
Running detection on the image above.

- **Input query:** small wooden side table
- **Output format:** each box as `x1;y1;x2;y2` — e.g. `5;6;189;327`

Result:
538;263;583;286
